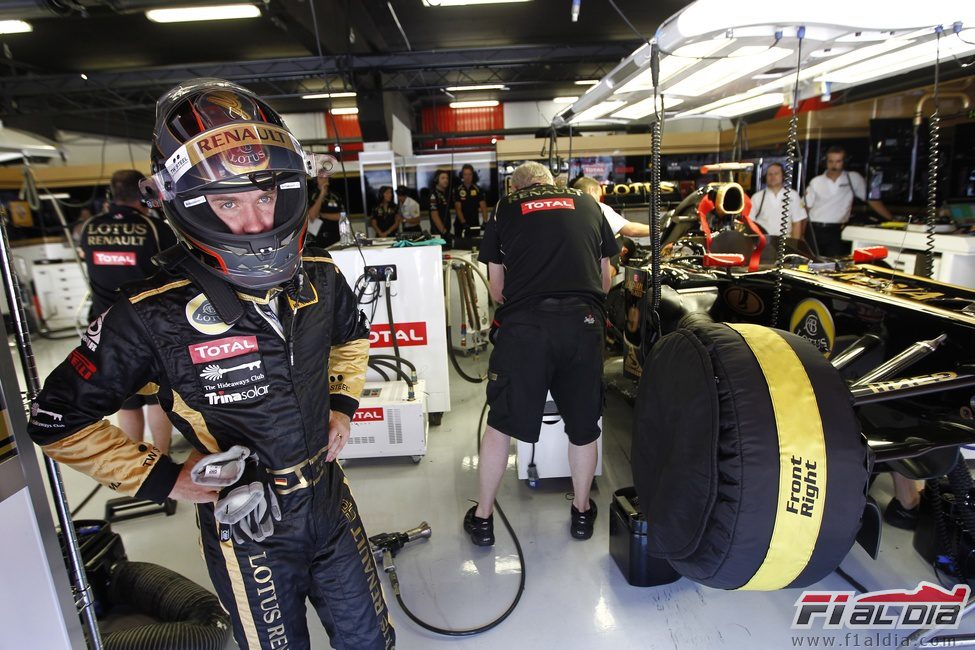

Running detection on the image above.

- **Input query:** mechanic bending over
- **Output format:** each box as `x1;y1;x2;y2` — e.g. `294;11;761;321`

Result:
572;176;651;239
804;145;893;257
749;162;808;239
466;162;618;545
27;79;393;650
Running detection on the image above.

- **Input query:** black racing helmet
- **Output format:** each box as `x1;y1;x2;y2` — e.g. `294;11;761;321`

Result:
144;78;310;290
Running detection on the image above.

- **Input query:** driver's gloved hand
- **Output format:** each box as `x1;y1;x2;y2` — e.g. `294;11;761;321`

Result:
210;453;282;544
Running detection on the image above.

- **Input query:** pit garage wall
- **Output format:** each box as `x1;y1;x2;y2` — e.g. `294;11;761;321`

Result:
0;317;85;647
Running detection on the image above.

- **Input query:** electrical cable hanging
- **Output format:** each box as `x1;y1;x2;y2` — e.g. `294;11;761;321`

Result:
771;27;805;328
919;26;944;279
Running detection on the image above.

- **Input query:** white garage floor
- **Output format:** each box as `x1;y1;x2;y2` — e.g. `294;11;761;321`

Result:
18;334;975;650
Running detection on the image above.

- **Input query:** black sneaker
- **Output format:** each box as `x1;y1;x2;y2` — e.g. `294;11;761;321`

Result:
464;505;495;546
884;497;919;530
570;499;598;540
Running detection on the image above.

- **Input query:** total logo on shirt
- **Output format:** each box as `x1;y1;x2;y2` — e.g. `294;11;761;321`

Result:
92;251;137;266
521;198;575;215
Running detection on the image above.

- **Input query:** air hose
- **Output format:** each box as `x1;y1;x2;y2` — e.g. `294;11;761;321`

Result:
381;400;526;636
919;26;944;279
771;27;804;328
444;255;493;384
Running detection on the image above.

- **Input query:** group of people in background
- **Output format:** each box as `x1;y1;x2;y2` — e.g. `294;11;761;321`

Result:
303;163;491;244
748;145;893;257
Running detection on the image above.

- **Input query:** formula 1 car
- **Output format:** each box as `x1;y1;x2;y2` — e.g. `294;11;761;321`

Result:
611;180;975;597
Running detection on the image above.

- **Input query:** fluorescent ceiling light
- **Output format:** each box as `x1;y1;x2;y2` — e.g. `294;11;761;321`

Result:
574;100;625;122
421;0;530;5
664;45;792;97
686;92;784;117
615;39;736;95
146;4;260;23
450;100;500;108
0;20;32;34
817;32;975;84
553;96;579;104
574;80;599;86
302;92;357;99
611;97;685;120
330;107;359;115
445;84;506;91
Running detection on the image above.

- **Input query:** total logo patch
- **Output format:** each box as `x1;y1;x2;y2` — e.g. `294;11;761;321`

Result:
188;336;259;364
521;198;575;214
352;407;384;423
82;311;107;352
92;251;137;266
186;293;233;335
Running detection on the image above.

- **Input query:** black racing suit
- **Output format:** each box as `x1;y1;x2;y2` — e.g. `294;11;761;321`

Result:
28;247;394;650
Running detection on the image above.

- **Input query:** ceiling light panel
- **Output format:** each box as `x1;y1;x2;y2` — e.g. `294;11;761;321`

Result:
0;20;32;34
330;107;359;115
445;84;506;91
664;45;793;97
573;101;626;122
450;100;500;108
302;92;357;99
817;32;975;84
421;0;530;6
146;4;261;23
553;96;579;104
610;97;685;120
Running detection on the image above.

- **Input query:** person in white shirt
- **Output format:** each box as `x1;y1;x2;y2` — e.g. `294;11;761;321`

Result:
396;186;423;234
571;176;650;238
750;162;807;239
804;145;893;256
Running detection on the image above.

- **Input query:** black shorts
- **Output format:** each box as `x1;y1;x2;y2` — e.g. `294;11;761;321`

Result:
120;393;159;410
486;299;604;445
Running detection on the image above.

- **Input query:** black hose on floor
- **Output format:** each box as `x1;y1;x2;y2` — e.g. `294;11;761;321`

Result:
388;400;526;636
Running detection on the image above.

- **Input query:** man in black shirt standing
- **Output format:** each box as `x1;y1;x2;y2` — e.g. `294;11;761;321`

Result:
428;169;452;241
452;164;488;239
466;161;618;545
79;169;178;453
306;175;343;247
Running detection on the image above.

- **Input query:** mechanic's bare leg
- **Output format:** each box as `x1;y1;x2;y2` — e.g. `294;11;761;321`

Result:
117;407;145;443
146;403;173;455
475;425;510;518
568;440;597;512
893;473;922;509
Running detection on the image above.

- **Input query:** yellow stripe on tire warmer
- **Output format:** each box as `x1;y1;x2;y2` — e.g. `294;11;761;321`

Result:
729;324;828;591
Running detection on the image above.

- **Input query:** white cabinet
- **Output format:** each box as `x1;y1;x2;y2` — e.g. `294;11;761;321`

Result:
31;261;88;329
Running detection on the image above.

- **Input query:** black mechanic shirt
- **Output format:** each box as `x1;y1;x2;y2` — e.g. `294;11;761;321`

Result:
453;183;485;227
80;204;178;317
308;182;343;247
478;184;618;315
371;203;399;234
429;188;451;233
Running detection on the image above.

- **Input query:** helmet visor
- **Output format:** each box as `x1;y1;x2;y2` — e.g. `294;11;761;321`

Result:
163;121;305;196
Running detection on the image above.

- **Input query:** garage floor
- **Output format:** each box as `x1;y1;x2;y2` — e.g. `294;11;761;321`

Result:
19;335;975;649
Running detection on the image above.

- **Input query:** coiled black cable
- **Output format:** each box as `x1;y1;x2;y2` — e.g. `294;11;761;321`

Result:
920;26;943;279
771;27;804;328
389;400;526;636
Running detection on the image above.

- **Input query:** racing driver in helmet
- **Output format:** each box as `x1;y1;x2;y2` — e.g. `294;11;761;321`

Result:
27;78;394;650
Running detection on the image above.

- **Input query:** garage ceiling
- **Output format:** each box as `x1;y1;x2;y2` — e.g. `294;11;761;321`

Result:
0;0;684;140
